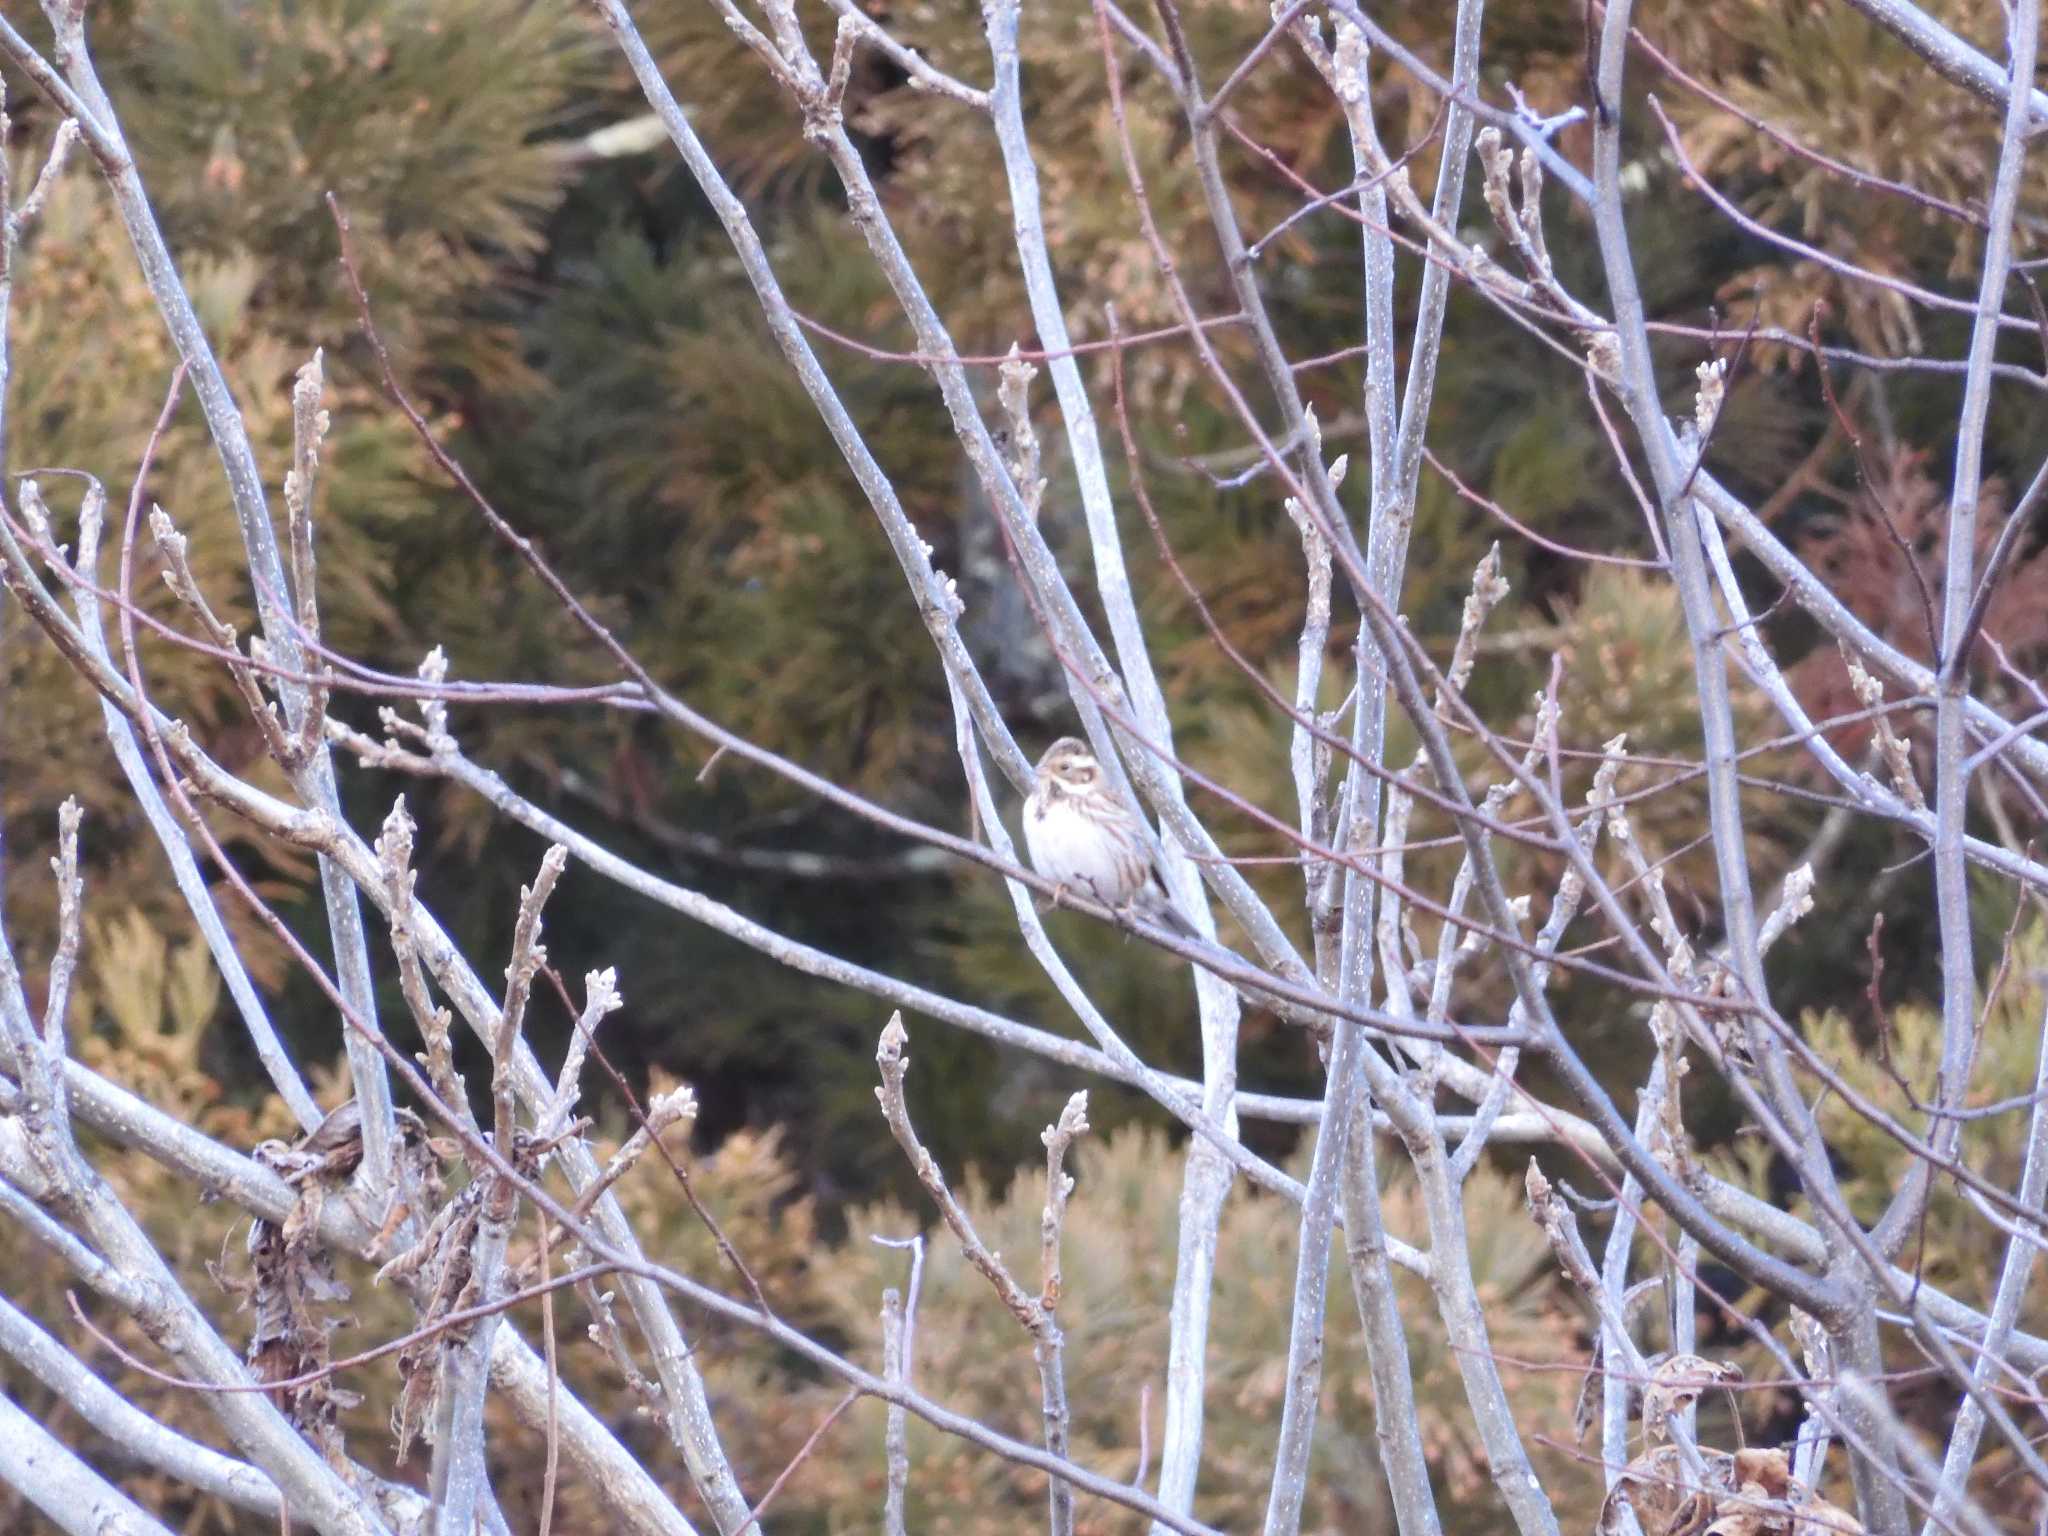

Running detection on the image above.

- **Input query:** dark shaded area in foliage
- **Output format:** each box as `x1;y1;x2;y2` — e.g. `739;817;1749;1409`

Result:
1;0;2043;1226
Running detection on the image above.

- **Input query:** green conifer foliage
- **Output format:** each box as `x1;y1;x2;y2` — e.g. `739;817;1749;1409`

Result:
5;0;2043;1208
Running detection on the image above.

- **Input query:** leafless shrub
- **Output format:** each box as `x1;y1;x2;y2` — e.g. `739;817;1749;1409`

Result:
1;1;2046;1534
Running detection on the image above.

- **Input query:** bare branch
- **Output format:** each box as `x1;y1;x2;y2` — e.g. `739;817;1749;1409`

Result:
880;1016;1115;1530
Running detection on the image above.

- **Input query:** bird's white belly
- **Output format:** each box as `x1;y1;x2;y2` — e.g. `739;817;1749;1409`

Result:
1024;799;1137;901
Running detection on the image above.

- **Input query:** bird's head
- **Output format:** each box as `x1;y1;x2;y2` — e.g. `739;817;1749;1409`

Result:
1035;736;1102;795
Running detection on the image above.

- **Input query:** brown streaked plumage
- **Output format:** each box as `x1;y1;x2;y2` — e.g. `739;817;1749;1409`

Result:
1022;737;1196;938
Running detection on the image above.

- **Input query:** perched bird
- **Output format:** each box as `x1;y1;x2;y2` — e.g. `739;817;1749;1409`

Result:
1022;736;1198;939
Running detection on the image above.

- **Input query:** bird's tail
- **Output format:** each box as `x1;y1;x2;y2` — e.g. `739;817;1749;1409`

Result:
1143;874;1202;941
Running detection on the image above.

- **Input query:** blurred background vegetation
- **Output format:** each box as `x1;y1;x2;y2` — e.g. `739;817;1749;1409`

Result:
3;0;2047;1528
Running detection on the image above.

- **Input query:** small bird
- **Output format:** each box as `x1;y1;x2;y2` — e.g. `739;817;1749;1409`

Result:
1023;737;1198;939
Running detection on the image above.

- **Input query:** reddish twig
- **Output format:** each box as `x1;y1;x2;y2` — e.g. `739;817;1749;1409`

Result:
65;1265;614;1399
737;1390;860;1532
